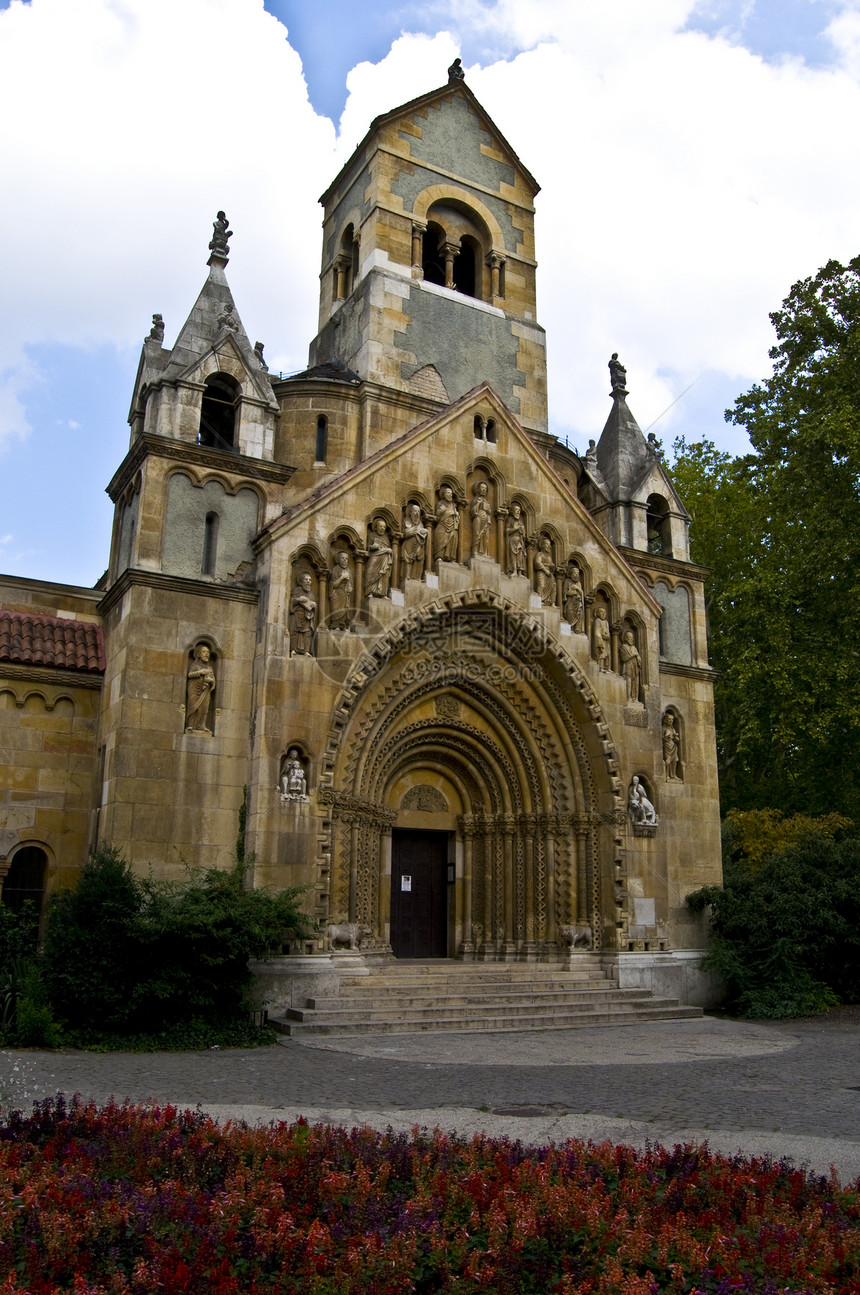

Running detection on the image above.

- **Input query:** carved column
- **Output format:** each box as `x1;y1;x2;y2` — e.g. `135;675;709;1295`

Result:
456;500;468;565
442;241;458;290
411;221;426;272
379;823;392;943
495;508;506;566
317;569;329;630
482;818;494;951
348;820;359;921
502;816;516;953
354;552;366;625
334;253;351;301
610;621;622;674
486;251;505;299
574;816;590;923
425;517;436;575
555;567;565;609
526;537;536;585
522;815;536;946
459;815;475;957
390;533;402;591
542;814;558;945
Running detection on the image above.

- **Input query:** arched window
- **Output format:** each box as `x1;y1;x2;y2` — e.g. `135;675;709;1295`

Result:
452;237;478;297
485;418;497;444
199;373;240;451
202;511;219;575
2;845;47;920
646;494;671;556
422;225;446;286
315;415;328;464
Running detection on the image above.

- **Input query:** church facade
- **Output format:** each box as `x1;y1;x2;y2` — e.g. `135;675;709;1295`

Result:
0;69;722;1004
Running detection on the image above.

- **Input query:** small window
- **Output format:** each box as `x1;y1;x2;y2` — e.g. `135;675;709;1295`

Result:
199;373;240;451
315;415;328;464
473;415;485;439
202;511;219;575
646;494;671;556
485;418;496;444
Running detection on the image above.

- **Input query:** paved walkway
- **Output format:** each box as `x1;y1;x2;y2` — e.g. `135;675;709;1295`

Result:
5;1013;860;1183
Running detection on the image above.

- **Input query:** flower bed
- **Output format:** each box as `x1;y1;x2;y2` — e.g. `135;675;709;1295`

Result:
0;1096;857;1293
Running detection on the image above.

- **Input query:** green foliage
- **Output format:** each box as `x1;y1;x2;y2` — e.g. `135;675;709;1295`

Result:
0;902;51;1045
672;256;860;820
40;846;312;1046
722;807;851;872
688;828;860;1017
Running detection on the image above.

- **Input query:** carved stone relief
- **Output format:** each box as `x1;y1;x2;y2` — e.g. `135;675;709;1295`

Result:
280;748;308;800
401;503;427;579
365;518;393;597
662;711;682;780
533;535;555;605
435;485;460;561
329;551;353;630
289;572;317;655
504;502;527;575
628;776;658;833
562;561;584;630
591;605;611;670
469;481;492;557
401;785;448;812
185;643;216;733
619;628;642;704
434;694;462;720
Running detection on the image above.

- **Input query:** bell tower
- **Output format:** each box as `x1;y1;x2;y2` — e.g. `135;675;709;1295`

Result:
308;61;548;433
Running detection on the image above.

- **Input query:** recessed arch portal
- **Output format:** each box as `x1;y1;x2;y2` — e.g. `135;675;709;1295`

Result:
320;591;627;959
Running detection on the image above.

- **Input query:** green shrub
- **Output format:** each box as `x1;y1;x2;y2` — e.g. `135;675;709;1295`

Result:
40;846;312;1045
689;831;860;1017
0;902;42;1043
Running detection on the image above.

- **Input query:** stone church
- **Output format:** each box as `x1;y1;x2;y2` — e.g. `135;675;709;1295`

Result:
0;66;721;1008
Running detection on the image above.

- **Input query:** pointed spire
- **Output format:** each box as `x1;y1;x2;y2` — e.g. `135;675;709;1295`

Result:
594;354;652;500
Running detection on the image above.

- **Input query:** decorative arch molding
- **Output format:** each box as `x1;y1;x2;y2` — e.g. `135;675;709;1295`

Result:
411;185;506;254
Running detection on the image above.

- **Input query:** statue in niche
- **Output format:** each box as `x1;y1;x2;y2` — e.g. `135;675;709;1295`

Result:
365;518;393;596
289;572;317;655
401;503;427;578
149;313;164;344
662;713;682;781
563;561;585;630
591;604;611;671
628;776;658;826
505;502;527;576
534;536;555;605
619;629;642;703
280;748;308;800
435;485;460;561
470;481;492;557
329;551;353;630
185;643;216;733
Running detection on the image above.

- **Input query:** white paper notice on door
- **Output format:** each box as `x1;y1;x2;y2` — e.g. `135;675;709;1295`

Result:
401;875;412;892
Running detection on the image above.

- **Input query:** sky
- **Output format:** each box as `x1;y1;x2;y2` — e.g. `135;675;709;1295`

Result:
2;0;860;585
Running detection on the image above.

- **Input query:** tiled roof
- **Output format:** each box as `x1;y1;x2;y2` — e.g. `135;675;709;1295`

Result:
0;610;105;673
284;360;361;384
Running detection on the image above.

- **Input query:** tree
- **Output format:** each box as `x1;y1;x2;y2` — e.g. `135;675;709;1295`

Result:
671;255;860;821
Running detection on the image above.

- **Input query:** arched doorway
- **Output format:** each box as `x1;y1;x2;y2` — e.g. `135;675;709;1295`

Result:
320;594;624;959
2;844;47;927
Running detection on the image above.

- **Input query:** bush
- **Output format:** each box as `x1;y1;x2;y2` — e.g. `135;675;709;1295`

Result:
688;828;860;1017
39;846;312;1046
0;903;52;1046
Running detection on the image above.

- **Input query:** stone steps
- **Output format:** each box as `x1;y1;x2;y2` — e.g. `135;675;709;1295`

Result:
272;958;703;1037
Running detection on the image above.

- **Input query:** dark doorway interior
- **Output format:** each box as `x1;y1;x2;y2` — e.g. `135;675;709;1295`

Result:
390;829;448;958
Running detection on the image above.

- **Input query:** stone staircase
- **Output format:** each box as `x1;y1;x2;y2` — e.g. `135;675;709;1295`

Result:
272;959;703;1037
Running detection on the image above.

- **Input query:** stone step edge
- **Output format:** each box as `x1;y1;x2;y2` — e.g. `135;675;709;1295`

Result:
276;1007;704;1037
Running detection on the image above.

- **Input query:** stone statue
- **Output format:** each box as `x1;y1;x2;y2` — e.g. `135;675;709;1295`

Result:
662;713;681;780
591;605;611;671
149;313;164;344
254;340;268;371
289;573;317;655
329;551;353;630
216;303;238;332
609;352;627;396
562;562;584;630
280;748;307;800
534;536;555;605
365;518;393;596
185;643;215;733
628;776;658;826
401;503;427;579
209;210;232;258
505;502;527;576
647;432;662;458
619;629;641;703
435;485;460;562
470;481;492;557
585;439;599;472
448;57;465;82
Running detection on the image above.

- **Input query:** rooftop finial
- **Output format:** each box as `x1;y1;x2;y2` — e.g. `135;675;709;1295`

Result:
448;57;465;84
608;352;628;397
208;210;232;265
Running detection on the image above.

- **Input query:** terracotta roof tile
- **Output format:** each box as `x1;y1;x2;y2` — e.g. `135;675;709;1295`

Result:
0;610;105;673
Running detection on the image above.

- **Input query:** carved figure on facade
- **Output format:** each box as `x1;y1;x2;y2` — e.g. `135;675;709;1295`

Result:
280;748;308;800
628;776;658;827
253;340;268;371
562;561;585;630
534;536;555;605
591;604;611;670
185;643;216;733
559;923;593;950
469;481;492;557
149;313;164;344
504;502;527;575
326;921;370;951
365;518;393;596
401;503;427;579
609;352;628;396
329;551;353;630
435;485;460;561
216;303;238;332
434;693;462;720
289;572;317;655
619;629;642;703
662;712;682;780
209;210;232;258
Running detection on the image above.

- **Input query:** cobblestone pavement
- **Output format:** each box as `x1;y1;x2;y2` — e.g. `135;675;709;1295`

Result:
5;1014;860;1181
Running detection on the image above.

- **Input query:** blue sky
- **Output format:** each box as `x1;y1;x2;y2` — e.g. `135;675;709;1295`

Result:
2;0;860;585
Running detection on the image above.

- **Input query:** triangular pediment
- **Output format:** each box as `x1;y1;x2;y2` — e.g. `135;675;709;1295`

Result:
261;383;662;616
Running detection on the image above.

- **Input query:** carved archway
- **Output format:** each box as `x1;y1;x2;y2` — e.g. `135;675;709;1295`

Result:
319;591;628;957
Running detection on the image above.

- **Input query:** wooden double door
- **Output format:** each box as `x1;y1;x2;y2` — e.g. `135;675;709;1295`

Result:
390;829;449;958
